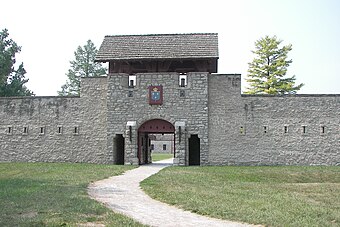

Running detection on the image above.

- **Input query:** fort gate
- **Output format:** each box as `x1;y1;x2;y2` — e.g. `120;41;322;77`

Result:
0;33;339;166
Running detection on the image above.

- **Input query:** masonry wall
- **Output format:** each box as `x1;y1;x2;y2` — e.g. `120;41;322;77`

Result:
151;141;174;153
151;134;175;153
2;73;339;166
208;74;340;165
0;77;108;164
106;72;209;165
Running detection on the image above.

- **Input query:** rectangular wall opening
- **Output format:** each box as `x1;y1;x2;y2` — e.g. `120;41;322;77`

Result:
128;75;136;88
240;126;245;135
74;126;79;135
179;74;187;87
40;127;45;135
189;134;200;166
7;126;13;135
263;126;268;134
23;126;28;135
57;126;63;134
114;134;125;165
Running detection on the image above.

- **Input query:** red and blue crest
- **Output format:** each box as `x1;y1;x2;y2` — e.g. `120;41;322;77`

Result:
149;86;163;105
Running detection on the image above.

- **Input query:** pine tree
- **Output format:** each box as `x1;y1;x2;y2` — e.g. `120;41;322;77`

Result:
58;40;106;96
245;36;304;94
0;28;33;96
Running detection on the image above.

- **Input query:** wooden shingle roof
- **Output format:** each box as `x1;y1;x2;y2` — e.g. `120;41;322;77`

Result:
95;33;218;62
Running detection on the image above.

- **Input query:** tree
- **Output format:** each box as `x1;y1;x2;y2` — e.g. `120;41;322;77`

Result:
245;35;304;94
58;40;106;96
0;28;33;96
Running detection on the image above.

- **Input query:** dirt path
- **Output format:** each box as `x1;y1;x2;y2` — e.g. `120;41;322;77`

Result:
88;159;258;227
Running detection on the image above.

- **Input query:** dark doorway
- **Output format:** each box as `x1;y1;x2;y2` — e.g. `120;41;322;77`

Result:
189;134;200;165
138;132;150;165
115;134;125;165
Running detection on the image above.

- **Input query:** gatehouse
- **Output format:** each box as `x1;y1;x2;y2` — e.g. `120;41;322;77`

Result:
0;33;339;165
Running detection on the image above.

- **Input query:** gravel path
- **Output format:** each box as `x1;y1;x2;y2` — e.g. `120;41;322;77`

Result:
88;159;259;227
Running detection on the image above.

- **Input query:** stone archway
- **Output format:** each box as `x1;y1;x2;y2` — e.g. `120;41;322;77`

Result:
138;119;175;165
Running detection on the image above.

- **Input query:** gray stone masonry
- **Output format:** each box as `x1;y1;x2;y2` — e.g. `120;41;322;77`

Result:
0;77;108;163
106;72;209;165
208;74;340;165
150;134;174;153
0;73;339;166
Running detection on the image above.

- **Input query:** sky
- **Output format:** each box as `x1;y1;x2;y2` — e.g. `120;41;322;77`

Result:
1;0;339;95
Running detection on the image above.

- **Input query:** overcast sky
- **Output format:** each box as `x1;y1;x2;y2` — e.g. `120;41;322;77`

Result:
1;0;339;95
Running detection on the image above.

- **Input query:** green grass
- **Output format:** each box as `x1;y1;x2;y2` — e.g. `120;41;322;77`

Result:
151;153;173;162
0;162;145;227
141;166;340;227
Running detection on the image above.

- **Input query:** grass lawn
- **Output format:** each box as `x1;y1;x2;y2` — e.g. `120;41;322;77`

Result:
141;166;340;227
0;162;145;227
151;153;173;162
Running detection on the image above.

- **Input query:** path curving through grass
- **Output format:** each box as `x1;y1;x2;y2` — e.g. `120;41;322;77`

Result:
141;166;340;227
89;159;256;227
0;163;144;227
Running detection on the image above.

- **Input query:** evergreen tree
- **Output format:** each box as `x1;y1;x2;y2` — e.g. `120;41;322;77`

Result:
0;28;33;96
58;40;106;96
245;36;304;94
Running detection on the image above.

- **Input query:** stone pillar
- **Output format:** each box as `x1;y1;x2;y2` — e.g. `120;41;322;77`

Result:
125;121;139;165
174;121;186;166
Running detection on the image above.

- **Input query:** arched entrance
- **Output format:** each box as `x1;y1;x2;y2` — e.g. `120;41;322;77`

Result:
138;119;175;164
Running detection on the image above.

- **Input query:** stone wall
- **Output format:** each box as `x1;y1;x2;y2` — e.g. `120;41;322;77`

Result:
0;77;108;163
151;141;174;153
106;72;209;165
208;74;340;165
1;72;339;166
151;134;174;153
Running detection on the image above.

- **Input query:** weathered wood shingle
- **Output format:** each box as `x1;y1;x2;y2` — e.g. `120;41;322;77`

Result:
95;33;218;62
